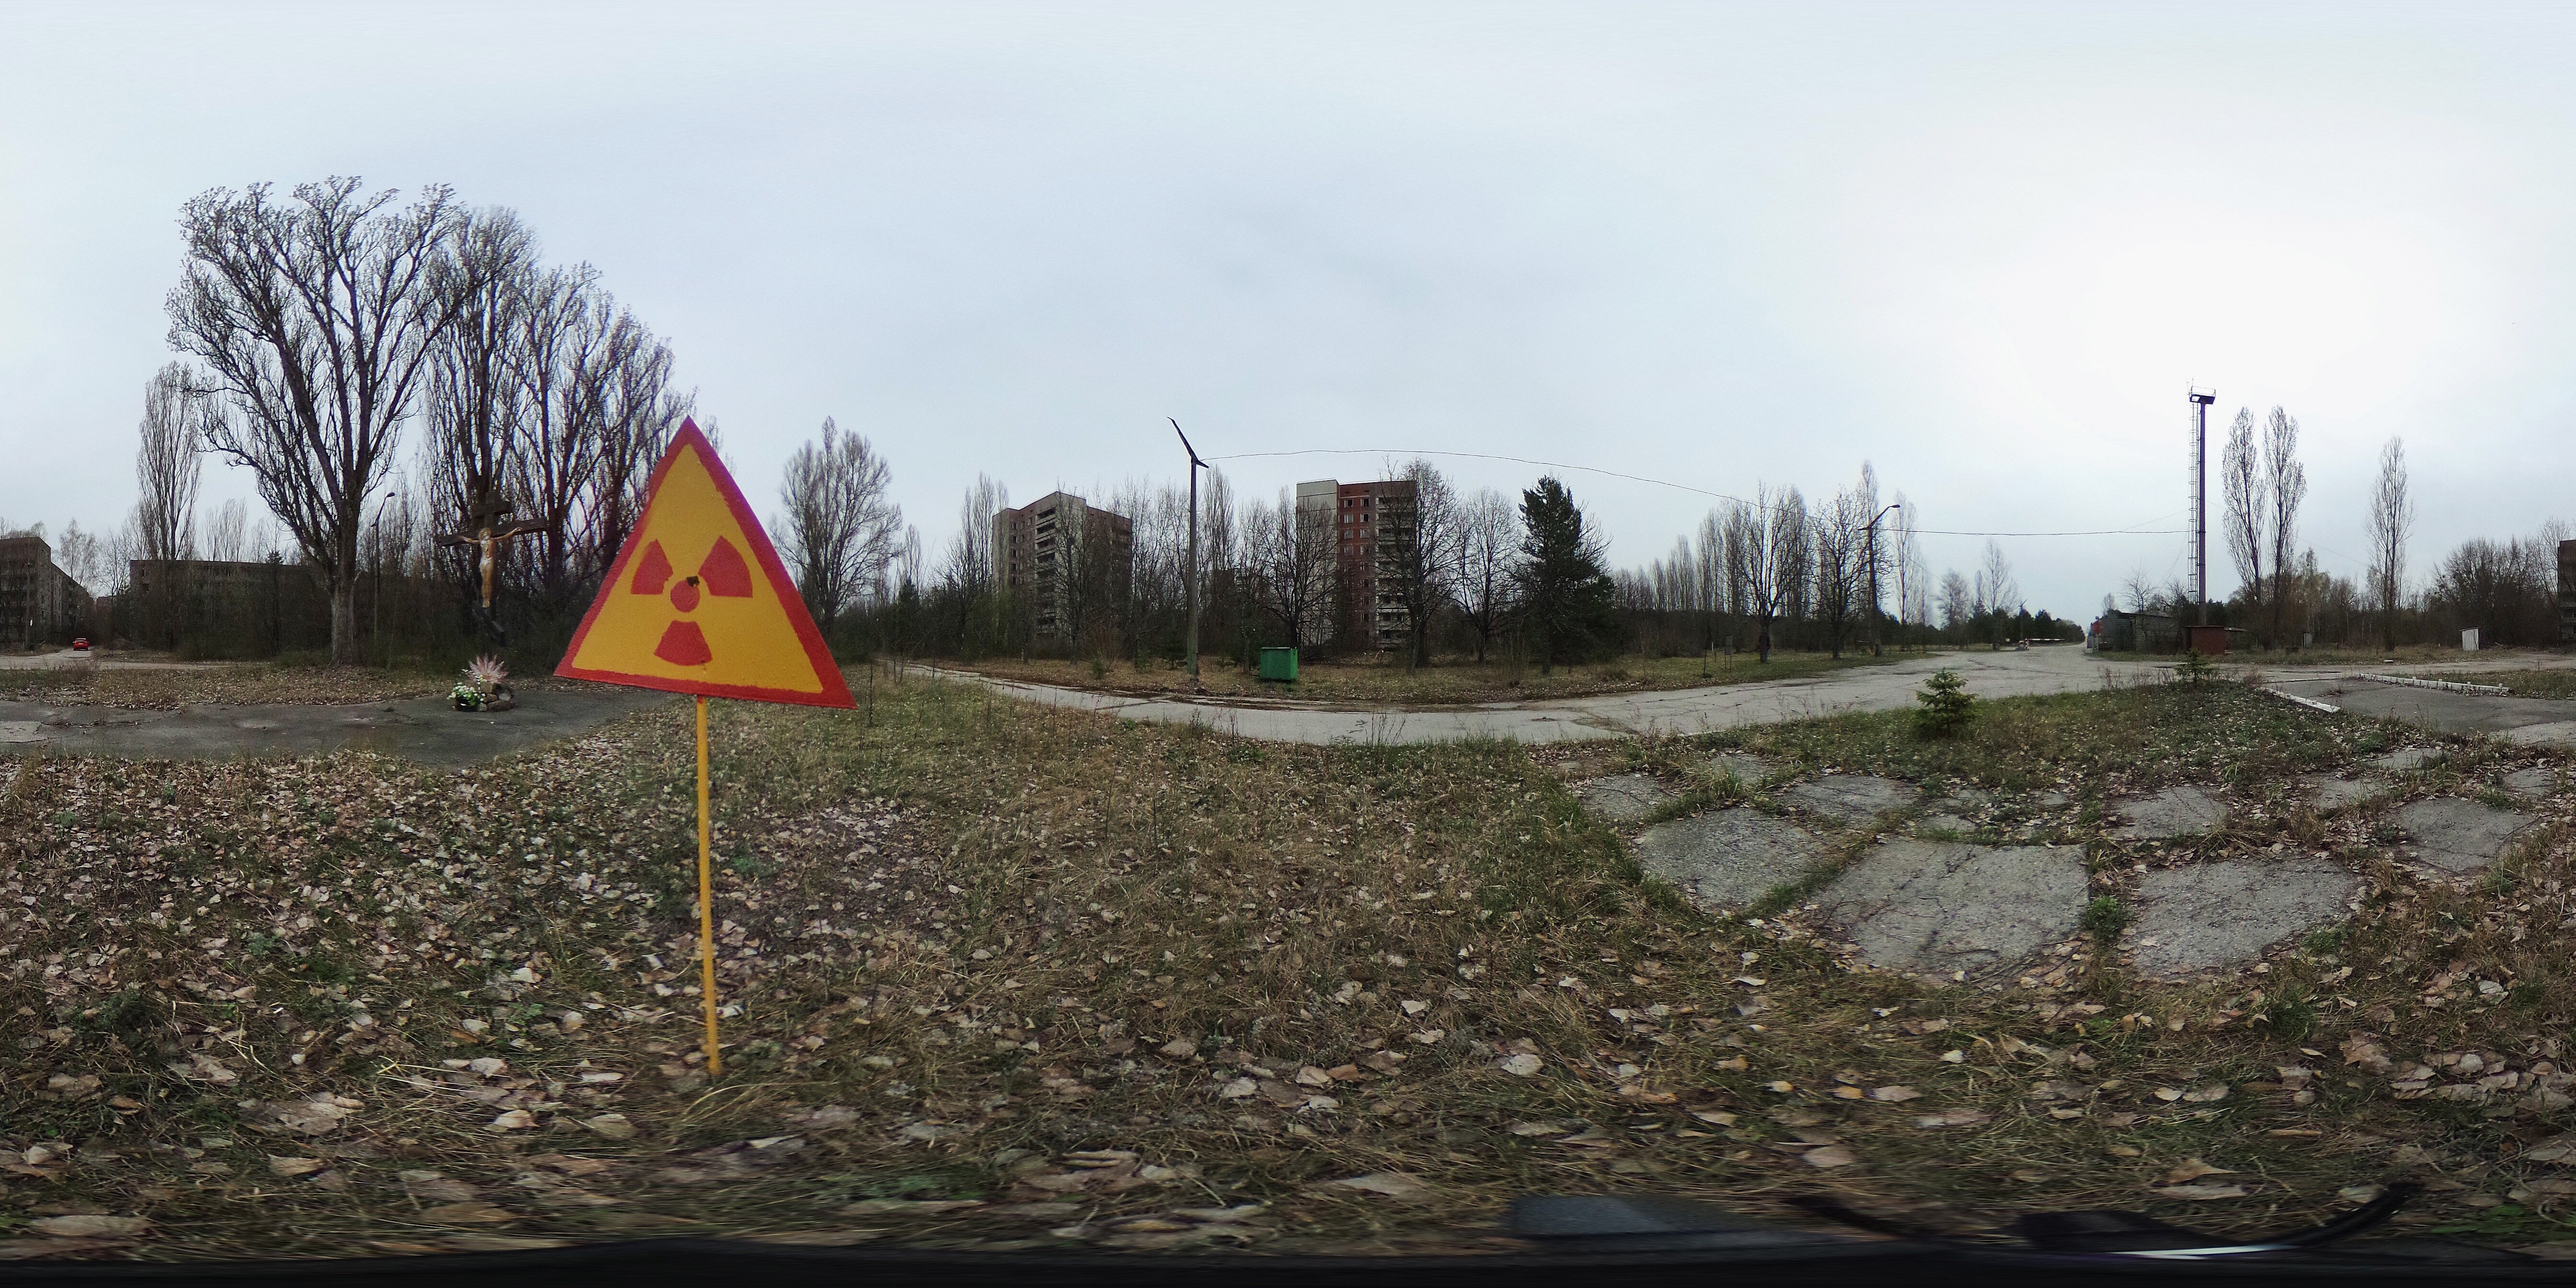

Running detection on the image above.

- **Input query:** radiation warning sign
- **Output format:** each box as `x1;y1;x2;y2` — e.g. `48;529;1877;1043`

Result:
556;420;855;709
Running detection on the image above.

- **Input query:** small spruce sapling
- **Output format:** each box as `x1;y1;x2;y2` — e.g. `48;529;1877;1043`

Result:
1913;667;1974;738
2177;647;2217;685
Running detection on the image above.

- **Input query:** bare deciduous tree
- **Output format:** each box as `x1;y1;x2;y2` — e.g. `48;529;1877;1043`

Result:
942;475;1009;595
1718;486;1800;662
2262;406;2307;648
2221;406;2264;629
53;521;105;596
134;363;203;564
1975;540;2021;645
201;498;251;562
1808;486;1868;658
1248;489;1338;654
1388;460;1457;668
166;178;477;663
1454;487;1517;662
779;417;904;634
1937;569;1972;631
2367;436;2412;651
1769;487;1811;640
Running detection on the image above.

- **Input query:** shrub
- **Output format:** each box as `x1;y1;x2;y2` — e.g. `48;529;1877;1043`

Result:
1913;668;1974;738
2177;648;2217;684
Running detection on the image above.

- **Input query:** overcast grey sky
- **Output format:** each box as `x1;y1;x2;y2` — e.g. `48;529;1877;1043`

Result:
4;0;2571;618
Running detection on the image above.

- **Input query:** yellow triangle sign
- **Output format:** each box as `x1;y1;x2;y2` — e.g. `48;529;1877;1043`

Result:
556;420;854;708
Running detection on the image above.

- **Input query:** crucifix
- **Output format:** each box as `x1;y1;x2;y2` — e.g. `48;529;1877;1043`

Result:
437;494;549;640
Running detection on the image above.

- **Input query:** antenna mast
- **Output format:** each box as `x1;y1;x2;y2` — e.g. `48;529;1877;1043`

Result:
2187;387;2216;626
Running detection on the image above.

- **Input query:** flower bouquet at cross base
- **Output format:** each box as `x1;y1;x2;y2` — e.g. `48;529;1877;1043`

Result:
452;655;518;712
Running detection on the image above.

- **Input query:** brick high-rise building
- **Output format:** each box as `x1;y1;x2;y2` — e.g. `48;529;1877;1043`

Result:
0;535;92;649
2559;538;2575;644
1296;477;1417;651
992;491;1133;643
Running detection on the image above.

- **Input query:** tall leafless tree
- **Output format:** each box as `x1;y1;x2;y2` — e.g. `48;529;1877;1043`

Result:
2367;436;2414;651
942;474;1009;595
1719;487;1797;662
1454;487;1517;662
578;335;687;586
1248;489;1338;654
2262;406;2307;649
166;178;477;663
2220;406;2264;631
1388;460;1458;668
1767;487;1811;657
1808;486;1868;658
1937;569;1973;631
1976;540;2021;645
422;211;534;521
778;417;904;634
201;498;251;562
1887;488;1921;646
133;363;204;564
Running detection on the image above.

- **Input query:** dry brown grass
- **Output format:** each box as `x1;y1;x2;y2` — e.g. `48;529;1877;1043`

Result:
952;650;1894;707
0;663;621;710
2;670;2575;1262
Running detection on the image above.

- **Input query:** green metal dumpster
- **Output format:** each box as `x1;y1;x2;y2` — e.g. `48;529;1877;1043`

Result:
1257;646;1299;682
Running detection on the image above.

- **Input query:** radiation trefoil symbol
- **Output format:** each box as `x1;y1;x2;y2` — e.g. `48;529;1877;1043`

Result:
629;536;755;666
556;421;851;707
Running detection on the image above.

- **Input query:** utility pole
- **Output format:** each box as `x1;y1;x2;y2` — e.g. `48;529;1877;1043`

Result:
1865;502;1901;656
1172;418;1206;683
2188;387;2216;626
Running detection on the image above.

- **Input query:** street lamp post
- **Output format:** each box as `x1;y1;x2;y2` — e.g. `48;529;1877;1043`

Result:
1171;419;1207;683
1866;502;1902;656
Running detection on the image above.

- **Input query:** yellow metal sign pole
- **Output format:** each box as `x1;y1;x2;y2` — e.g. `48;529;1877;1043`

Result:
695;695;723;1076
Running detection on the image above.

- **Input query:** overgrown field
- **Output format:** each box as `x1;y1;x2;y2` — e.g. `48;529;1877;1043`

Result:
954;649;1895;706
1;672;2573;1262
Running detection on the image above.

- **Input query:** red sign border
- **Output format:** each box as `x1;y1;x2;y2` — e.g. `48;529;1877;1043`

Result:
554;419;857;709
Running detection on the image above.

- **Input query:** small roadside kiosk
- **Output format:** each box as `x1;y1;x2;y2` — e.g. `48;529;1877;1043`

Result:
556;420;854;1073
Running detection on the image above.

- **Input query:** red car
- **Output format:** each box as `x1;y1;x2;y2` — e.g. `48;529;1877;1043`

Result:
70;638;89;652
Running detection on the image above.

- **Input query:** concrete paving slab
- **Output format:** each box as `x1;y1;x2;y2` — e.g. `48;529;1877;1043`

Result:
1916;814;1975;835
2503;723;2576;749
0;688;675;766
2130;859;2358;975
1818;842;2086;978
2303;776;2380;815
2503;767;2561;801
2273;676;2576;747
2395;798;2537;874
2371;746;2445;772
2112;785;2228;839
1575;773;1677;825
1632;808;1827;909
927;646;2164;745
1783;774;1917;825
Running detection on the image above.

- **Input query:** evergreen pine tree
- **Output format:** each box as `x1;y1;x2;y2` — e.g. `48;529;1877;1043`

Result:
1513;476;1620;672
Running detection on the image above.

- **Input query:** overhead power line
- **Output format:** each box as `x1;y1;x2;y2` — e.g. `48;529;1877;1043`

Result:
1205;447;2188;539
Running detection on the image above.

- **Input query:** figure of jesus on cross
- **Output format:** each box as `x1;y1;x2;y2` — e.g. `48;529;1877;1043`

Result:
437;494;549;642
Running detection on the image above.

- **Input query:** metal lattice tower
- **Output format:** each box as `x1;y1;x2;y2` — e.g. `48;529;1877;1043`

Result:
2188;387;2216;626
